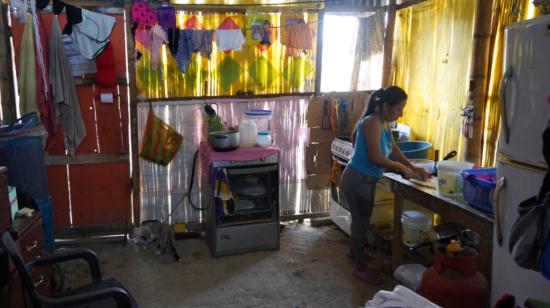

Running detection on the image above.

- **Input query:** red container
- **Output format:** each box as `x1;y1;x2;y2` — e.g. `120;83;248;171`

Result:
420;247;489;308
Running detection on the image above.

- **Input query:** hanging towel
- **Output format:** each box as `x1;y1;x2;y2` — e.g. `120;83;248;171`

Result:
215;29;245;52
284;22;314;57
49;18;87;157
135;26;151;50
59;2;83;36
157;5;176;29
95;43;116;89
190;30;213;58
70;9;116;60
174;29;194;73
212;168;236;218
9;0;27;23
18;20;38;117
35;13;57;151
150;25;168;70
30;0;48;101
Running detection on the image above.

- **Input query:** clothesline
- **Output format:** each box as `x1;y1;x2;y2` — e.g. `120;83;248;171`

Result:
157;19;321;32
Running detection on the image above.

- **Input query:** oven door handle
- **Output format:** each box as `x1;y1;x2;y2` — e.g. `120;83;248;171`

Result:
226;164;278;175
332;156;349;167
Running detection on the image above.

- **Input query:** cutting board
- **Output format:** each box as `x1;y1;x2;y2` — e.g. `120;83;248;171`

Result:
410;177;438;189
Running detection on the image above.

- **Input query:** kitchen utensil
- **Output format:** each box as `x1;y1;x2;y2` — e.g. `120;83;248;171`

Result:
209;130;240;151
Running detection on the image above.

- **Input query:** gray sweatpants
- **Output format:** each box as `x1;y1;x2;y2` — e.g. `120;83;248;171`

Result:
341;166;378;269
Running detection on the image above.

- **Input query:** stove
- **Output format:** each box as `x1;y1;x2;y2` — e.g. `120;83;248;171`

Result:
330;136;353;235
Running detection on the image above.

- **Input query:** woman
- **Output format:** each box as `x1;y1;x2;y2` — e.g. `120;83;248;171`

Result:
342;86;430;284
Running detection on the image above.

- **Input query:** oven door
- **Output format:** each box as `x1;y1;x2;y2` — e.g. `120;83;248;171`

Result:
331;155;349;210
219;164;279;225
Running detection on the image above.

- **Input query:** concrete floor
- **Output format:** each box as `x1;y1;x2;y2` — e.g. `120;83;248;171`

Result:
59;223;397;308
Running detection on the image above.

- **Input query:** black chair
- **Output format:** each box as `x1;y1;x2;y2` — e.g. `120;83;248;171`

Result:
0;231;138;307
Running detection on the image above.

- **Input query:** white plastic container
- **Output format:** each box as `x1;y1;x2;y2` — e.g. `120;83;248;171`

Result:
437;160;475;196
244;109;272;132
411;159;435;175
256;130;272;148
238;119;257;148
401;210;432;248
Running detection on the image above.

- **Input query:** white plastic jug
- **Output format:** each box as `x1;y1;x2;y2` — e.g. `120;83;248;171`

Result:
239;119;257;148
401;210;432;248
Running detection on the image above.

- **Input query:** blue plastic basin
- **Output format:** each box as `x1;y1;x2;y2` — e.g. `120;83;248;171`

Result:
397;141;432;159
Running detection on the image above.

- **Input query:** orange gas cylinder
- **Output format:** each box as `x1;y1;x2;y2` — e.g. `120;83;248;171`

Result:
420;247;489;308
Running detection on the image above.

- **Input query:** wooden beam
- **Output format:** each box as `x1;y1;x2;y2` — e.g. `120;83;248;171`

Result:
125;3;141;228
465;0;494;165
0;4;16;123
381;0;397;87
314;11;325;96
44;154;129;166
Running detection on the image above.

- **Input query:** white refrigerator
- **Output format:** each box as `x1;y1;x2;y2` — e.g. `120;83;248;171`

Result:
492;15;550;305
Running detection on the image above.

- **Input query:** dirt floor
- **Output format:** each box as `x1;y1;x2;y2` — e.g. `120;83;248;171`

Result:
56;223;397;308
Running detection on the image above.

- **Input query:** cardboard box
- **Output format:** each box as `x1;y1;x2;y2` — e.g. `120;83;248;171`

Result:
305;141;332;175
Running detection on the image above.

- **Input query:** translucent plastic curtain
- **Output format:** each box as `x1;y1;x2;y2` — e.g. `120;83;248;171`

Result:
391;0;476;159
138;96;329;224
481;0;541;166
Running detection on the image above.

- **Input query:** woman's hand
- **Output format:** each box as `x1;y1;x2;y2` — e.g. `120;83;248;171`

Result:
399;165;416;180
412;166;432;181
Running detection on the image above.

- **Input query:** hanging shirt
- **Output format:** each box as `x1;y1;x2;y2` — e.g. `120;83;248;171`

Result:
49;18;87;157
215;29;245;52
150;25;168;70
175;29;193;73
70;9;116;60
190;30;214;59
18;20;38;117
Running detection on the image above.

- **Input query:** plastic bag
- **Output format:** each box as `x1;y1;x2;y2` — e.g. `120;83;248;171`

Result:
139;108;183;166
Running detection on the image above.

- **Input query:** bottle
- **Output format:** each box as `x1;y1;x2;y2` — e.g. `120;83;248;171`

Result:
239;119;257;148
256;130;272;148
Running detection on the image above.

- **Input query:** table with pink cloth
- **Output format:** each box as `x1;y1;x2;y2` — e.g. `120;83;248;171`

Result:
199;141;280;176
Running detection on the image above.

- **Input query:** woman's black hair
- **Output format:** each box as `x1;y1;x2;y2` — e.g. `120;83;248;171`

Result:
352;86;408;145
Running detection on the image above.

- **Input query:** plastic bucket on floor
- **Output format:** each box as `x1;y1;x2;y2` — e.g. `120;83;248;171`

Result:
397;141;432;159
35;196;54;253
437;161;475;196
401;210;432;248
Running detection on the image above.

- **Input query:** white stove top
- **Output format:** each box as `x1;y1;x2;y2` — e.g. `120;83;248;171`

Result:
331;137;353;161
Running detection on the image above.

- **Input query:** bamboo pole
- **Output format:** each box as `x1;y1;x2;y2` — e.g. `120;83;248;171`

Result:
381;0;396;87
465;0;494;165
0;4;16;123
125;3;141;226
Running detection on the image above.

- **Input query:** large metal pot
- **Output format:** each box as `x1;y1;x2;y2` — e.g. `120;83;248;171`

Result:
209;131;240;151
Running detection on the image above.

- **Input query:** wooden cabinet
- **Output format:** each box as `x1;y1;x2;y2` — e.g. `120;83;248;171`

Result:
0;167;10;232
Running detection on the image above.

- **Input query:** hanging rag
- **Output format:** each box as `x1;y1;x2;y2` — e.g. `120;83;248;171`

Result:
174;29;194;73
359;12;384;61
135;26;152;50
150;25;168;70
18;19;38;117
139;107;183;166
156;5;176;29
190;30;214;58
9;0;27;23
35;13;57;151
167;28;180;56
58;1;83;36
30;0;48;103
49;18;87;157
35;0;48;10
284;22;314;57
95;43;116;91
70;9;116;60
131;1;157;26
215;29;245;52
212;168;236;218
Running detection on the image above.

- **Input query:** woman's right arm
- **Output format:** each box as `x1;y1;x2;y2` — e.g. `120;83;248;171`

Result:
363;119;415;179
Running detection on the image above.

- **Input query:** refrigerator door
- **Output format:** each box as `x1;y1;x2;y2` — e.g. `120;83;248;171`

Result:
499;15;550;168
492;160;550;305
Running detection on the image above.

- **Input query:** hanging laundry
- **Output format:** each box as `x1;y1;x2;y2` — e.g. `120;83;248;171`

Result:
156;5;176;29
135;26;152;50
150;25;168;70
69;9;116;60
9;0;27;23
191;30;214;59
96;43;116;89
58;1;84;36
35;13;57;151
167;28;180;56
35;0;48;10
284;22;315;57
30;0;48;102
212;168;236;218
18;19;38;117
175;29;194;73
49;18;87;157
215;29;245;52
131;1;157;26
62;34;97;76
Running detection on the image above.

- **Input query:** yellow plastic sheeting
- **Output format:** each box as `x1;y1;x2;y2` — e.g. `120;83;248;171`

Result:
391;0;476;160
135;11;317;99
481;0;541;166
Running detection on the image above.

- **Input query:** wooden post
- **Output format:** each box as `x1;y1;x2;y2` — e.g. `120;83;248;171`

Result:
125;3;141;226
314;11;325;96
0;4;16;123
465;0;494;165
381;0;396;87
